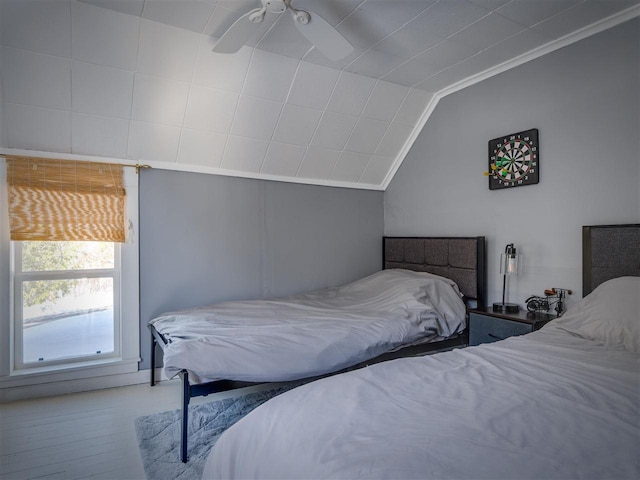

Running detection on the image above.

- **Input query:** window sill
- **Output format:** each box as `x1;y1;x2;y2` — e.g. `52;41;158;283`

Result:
0;357;141;389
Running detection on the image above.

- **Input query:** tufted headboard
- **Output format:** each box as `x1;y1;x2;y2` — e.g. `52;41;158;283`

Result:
383;236;486;308
582;224;640;297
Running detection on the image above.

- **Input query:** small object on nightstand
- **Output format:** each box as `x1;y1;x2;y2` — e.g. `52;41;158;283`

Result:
525;288;572;316
469;307;557;346
493;243;521;313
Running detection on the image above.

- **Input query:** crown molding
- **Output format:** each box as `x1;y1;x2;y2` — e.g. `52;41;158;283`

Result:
0;148;385;191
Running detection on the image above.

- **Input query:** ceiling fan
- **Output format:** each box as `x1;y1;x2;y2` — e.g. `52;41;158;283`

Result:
212;0;354;61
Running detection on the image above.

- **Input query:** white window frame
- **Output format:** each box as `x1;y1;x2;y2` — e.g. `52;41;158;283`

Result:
0;153;141;401
11;241;122;370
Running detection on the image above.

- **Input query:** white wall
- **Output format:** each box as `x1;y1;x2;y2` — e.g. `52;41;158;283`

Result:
385;18;640;310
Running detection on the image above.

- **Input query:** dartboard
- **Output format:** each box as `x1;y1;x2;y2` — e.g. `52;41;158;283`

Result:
488;129;539;190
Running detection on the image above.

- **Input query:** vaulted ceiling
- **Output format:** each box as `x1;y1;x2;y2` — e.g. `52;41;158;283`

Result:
1;0;638;189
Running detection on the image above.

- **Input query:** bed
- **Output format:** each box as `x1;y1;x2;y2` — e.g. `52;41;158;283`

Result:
149;236;486;462
203;224;640;479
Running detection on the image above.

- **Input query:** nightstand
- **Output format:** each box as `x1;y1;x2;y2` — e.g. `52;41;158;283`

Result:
469;307;556;346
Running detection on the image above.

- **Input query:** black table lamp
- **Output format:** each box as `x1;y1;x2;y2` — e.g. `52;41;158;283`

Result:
493;243;520;313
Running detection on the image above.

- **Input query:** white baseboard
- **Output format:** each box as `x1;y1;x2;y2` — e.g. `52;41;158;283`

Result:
0;367;169;403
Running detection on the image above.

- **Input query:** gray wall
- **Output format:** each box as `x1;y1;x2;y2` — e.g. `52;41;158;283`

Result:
140;169;383;369
0;45;4;147
385;18;640;309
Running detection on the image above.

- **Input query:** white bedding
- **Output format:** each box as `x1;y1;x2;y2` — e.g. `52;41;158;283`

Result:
149;269;466;384
204;278;640;479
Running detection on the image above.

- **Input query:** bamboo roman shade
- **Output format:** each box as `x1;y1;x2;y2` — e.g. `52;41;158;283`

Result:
5;156;126;242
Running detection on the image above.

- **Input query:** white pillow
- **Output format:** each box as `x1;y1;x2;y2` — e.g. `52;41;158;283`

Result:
552;276;640;353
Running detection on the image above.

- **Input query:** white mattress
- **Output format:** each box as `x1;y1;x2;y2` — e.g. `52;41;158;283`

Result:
204;324;640;479
149;269;466;384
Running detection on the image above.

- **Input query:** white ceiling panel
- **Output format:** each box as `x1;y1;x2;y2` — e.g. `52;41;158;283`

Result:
261;142;306;176
5;103;71;153
345;117;389;154
287;62;340;110
496;0;582;27
230;95;282;140
298;146;341;180
467;0;511;10
242;49;299;102
272;104;322;146
335;0;435;49
346;48;408;79
177;128;227;168
409;0;491;39
412;38;482;71
131;74;190;127
71;0;140;70
362;81;408;122
326;71;377;116
373;23;444;59
531;0;638;41
1;0;72;57
375;123;413;157
383;39;480;86
78;0;144;17
481;28;548;64
359;154;394;185
330;151;371;182
302;43;367;69
137;19;201;82
193;43;252;92
183;84;239;134
394;89;433;127
221;135;269;172
128;121;181;163
1;0;637;189
450;12;527;50
2;48;71;110
71;61;134;119
142;0;216;33
71;112;129;158
416;54;494;92
310;112;359;150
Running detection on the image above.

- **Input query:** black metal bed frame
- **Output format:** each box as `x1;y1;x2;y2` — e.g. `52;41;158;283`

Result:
149;235;486;463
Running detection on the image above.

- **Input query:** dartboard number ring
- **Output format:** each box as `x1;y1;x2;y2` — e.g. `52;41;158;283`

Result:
488;128;539;190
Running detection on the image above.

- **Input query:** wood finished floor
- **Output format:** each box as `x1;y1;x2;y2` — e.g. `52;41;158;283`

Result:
0;380;265;480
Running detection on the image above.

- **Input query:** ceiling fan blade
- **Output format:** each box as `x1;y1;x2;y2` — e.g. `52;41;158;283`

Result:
213;8;265;54
292;10;353;61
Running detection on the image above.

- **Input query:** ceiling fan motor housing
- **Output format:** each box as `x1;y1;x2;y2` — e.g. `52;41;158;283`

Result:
214;0;354;61
265;0;287;14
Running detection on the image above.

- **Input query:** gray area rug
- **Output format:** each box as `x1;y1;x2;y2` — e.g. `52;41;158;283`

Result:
135;384;297;480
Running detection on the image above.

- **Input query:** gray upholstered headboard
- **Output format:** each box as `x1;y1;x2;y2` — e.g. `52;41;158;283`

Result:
383;237;486;307
582;224;640;297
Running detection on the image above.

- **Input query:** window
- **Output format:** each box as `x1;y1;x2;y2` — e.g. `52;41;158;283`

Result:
13;241;121;369
0;156;139;396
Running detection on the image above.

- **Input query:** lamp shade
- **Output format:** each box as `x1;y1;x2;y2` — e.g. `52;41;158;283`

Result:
500;244;519;276
493;243;520;313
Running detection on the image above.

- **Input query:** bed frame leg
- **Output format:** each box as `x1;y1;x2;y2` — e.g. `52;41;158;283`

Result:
150;331;156;387
180;370;190;463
